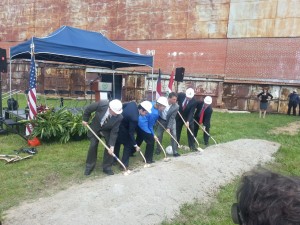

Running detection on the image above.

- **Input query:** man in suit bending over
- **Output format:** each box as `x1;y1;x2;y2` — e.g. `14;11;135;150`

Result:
82;99;123;176
114;100;152;169
156;92;180;157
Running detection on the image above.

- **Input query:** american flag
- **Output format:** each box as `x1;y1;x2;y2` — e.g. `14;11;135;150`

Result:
156;68;162;99
26;55;37;136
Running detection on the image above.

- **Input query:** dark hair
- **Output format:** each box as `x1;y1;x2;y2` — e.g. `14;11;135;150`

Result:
235;169;300;225
168;92;177;99
138;104;146;112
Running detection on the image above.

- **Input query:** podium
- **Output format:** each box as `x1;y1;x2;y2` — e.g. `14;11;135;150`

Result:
91;81;112;102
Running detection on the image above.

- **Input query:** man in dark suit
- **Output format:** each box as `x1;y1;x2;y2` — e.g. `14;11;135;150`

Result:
114;101;152;168
156;92;180;156
176;88;197;151
82;99;123;176
194;96;213;147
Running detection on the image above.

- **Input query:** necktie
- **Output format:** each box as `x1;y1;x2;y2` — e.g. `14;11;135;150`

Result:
102;115;111;126
183;99;188;110
199;105;207;124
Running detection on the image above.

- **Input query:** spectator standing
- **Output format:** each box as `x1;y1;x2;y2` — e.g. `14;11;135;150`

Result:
287;90;299;116
257;88;273;118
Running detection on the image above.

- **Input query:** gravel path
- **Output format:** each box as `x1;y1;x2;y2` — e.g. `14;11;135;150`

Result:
3;139;280;225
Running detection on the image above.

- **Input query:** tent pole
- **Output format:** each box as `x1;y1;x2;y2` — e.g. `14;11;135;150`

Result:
113;69;115;99
9;57;12;98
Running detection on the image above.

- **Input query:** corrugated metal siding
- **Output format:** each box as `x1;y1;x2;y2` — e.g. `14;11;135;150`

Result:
1;0;300;42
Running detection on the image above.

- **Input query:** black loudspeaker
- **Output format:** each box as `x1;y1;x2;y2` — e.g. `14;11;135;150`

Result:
0;48;7;73
175;67;185;82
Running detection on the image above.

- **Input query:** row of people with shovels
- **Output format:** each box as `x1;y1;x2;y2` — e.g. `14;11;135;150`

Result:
82;88;215;176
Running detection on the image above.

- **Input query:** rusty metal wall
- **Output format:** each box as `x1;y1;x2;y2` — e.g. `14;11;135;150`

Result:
228;0;300;38
1;0;300;43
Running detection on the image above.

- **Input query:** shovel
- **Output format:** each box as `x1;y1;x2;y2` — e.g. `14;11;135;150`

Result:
154;137;171;162
0;154;33;164
137;148;151;168
193;119;217;145
177;112;204;152
157;120;182;148
86;125;131;176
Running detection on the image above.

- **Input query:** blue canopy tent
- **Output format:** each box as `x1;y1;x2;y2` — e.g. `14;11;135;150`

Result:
10;25;154;98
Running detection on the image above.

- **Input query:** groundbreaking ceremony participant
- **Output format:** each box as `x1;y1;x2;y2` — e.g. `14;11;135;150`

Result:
114;100;152;169
156;92;180;157
176;88;197;151
135;96;168;164
194;96;213;147
82;99;123;176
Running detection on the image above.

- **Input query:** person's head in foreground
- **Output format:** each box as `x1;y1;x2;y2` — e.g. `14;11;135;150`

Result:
232;169;300;225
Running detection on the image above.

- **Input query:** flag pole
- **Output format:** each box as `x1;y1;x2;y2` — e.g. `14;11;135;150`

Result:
26;39;37;137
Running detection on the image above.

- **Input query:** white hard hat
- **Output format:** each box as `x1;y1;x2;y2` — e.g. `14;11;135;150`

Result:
140;101;152;113
156;96;168;107
109;99;123;114
186;88;195;98
166;146;173;155
204;96;212;105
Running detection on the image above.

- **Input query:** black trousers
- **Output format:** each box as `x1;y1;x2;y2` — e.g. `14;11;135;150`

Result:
136;126;155;163
287;102;297;115
86;134;113;171
176;118;195;150
194;122;210;145
114;139;132;168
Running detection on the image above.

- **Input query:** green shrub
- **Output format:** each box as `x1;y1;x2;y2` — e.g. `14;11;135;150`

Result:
23;107;87;143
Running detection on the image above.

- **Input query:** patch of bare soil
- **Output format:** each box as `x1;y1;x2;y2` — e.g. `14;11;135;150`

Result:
2;139;280;225
268;121;300;135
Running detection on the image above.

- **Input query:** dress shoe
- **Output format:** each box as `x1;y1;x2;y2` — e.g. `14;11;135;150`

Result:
103;169;114;175
84;166;94;176
119;165;129;171
84;169;92;176
146;160;155;164
173;152;181;157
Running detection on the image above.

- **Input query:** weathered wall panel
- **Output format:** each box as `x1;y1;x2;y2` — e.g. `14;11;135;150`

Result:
1;0;300;42
228;0;300;37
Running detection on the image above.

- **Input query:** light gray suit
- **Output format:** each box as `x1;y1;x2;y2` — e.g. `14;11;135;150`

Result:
156;103;179;154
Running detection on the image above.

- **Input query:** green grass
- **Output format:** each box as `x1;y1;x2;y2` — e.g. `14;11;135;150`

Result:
161;112;300;225
1;96;300;223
